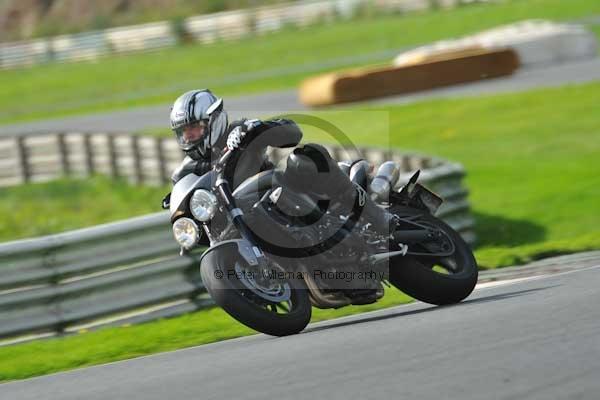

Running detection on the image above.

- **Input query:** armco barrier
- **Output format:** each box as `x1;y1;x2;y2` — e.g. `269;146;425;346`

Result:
0;144;475;343
0;133;183;188
299;48;519;106
0;212;204;340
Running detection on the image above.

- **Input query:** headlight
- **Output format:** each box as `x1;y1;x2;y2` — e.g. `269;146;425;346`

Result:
172;218;199;249
190;189;218;222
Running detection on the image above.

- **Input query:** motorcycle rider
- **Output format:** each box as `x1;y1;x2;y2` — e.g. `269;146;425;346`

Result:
167;89;396;235
169;89;302;187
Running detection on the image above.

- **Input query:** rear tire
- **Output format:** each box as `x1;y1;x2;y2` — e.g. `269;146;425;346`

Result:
388;210;478;305
201;247;312;336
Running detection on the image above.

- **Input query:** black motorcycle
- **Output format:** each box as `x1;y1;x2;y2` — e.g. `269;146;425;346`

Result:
164;143;477;336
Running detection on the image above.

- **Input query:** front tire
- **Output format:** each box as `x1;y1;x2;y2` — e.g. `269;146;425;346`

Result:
388;210;478;305
200;246;312;336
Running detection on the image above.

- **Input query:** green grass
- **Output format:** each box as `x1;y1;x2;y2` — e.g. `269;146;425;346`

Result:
2;0;600;125
1;82;599;381
298;83;600;268
0;176;168;241
590;23;600;39
0;289;413;381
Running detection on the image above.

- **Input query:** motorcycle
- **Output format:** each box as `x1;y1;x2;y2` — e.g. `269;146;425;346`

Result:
163;142;478;336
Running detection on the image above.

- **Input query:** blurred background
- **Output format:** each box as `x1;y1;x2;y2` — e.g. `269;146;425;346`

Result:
0;0;599;380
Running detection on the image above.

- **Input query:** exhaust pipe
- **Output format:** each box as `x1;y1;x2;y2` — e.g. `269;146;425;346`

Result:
370;161;400;202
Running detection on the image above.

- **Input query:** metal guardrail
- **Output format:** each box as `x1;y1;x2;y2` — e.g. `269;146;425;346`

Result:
0;132;183;187
0;0;493;70
0;132;469;196
0;213;196;337
0;143;474;343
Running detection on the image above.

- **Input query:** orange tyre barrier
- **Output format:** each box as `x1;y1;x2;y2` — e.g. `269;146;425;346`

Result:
299;48;520;106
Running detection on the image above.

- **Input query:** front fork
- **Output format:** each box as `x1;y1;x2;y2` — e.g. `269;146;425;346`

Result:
213;170;269;269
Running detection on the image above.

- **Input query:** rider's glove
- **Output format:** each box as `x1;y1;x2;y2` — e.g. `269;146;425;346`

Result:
226;119;262;151
226;126;244;151
161;192;171;210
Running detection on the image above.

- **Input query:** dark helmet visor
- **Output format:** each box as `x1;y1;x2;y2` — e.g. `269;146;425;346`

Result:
174;120;208;151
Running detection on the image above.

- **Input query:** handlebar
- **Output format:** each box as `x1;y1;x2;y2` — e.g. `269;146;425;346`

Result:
215;147;233;172
210;138;266;263
212;145;259;244
215;127;249;174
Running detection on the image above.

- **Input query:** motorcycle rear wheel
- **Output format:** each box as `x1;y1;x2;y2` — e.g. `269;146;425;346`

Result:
387;209;478;305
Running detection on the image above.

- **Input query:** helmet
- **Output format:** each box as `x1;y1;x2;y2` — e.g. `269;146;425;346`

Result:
170;89;228;159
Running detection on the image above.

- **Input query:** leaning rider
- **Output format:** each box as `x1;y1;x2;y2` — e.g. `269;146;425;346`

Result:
167;89;396;234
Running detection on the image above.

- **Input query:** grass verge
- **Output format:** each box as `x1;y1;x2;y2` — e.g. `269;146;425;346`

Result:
0;176;168;241
0;82;598;380
0;290;412;381
2;0;600;124
298;83;600;268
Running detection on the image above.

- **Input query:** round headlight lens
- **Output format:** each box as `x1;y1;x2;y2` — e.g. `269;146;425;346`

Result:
190;189;218;222
172;218;199;249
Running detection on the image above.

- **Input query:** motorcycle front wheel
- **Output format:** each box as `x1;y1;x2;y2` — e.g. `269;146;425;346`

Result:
387;209;478;305
200;246;312;336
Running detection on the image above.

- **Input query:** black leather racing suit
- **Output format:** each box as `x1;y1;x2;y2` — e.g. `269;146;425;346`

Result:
170;117;393;233
171;118;303;187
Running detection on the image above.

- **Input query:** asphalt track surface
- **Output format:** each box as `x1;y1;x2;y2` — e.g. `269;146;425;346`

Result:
2;58;600;136
2;262;599;400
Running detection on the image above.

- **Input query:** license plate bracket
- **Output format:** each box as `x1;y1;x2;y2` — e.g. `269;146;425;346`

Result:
409;183;443;214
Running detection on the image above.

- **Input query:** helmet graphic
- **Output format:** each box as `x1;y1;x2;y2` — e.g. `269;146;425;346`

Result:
170;89;228;159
